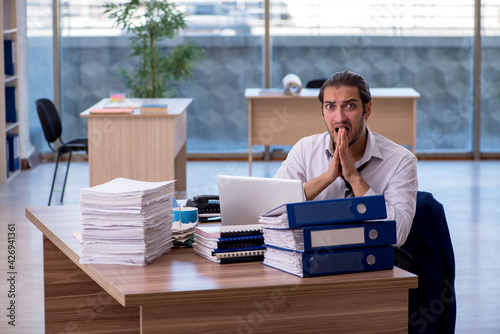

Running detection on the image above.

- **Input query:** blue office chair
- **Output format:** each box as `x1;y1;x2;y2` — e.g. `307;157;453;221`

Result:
36;98;88;206
394;191;456;334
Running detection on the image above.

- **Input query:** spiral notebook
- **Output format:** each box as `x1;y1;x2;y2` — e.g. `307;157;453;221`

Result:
193;241;266;264
193;224;265;263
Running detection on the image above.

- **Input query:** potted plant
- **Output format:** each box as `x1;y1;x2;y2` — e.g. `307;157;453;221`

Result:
104;0;203;97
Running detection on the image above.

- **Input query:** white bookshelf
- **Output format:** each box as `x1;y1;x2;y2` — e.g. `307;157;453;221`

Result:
1;0;21;182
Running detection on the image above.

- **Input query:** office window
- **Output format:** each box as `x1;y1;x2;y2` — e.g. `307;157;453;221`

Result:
28;0;499;155
52;0;264;154
27;0;54;154
175;1;265;153
270;0;475;153
481;0;500;152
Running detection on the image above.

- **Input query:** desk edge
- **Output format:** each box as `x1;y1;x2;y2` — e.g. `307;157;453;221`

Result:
25;207;128;307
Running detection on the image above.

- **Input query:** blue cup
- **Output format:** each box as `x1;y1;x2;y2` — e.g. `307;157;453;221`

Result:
173;207;198;224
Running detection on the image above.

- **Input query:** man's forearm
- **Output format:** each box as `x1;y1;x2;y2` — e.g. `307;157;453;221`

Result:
304;173;336;200
347;174;370;197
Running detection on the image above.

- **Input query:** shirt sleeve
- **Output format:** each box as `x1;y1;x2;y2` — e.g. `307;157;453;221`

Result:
365;155;418;247
274;142;307;182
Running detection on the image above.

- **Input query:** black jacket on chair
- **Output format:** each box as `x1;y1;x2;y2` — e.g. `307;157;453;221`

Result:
401;191;457;334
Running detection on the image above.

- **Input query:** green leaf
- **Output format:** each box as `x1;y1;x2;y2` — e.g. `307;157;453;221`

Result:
103;0;203;98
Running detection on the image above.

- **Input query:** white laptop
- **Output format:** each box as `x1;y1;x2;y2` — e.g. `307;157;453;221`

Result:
218;175;305;226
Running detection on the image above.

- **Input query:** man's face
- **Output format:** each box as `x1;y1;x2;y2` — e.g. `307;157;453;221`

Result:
322;85;371;147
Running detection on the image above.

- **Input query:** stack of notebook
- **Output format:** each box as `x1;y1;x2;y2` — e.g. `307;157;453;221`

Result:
260;195;396;277
79;177;175;265
193;224;265;264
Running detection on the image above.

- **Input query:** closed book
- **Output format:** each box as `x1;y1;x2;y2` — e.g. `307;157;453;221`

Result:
194;233;264;250
263;245;394;277
6;134;19;172
263;220;396;252
193;242;265;264
212;245;266;254
260;195;387;229
5;86;17;123
141;104;168;114
4;40;15;75
195;224;262;239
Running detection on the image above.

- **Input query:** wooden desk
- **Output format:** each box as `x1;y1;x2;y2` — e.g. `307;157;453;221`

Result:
80;98;192;191
246;88;420;175
27;205;418;334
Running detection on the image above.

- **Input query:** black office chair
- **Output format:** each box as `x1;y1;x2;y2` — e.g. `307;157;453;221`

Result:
394;191;456;334
306;78;327;88
36;98;88;206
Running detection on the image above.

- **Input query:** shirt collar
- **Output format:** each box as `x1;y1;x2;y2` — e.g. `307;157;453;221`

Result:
359;126;383;166
324;132;334;159
323;126;383;167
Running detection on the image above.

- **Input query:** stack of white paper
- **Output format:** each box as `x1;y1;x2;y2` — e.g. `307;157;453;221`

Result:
262;228;305;251
171;220;197;247
79;177;175;265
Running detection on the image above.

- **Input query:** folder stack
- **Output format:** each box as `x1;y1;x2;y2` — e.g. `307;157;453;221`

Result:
260;195;396;277
193;224;265;264
79;177;176;265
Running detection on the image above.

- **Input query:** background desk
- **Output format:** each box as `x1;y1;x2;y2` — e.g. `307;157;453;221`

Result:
246;88;420;175
27;205;418;334
80;98;192;191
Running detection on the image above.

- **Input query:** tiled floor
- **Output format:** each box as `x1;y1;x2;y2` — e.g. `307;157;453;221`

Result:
0;159;499;333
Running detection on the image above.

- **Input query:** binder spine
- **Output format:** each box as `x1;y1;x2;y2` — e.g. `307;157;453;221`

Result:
302;246;394;277
302;220;397;251
287;195;387;228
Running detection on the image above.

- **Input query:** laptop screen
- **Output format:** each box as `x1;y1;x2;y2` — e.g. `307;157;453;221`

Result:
218;175;305;226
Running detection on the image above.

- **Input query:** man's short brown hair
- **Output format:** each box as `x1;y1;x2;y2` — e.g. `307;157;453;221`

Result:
318;71;372;111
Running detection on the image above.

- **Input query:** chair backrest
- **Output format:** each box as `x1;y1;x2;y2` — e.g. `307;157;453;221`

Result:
306;78;327;89
402;191;456;334
36;98;63;144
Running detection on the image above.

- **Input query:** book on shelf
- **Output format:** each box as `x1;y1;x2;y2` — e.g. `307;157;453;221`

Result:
263;220;396;252
6;134;19;172
260;195;387;229
263;244;394;278
141;104;168;114
5;86;17;123
4;40;15;76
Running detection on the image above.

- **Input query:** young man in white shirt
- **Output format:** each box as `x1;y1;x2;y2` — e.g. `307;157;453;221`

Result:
274;70;418;246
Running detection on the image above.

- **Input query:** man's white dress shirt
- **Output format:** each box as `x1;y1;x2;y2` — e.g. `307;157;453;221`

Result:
275;127;418;247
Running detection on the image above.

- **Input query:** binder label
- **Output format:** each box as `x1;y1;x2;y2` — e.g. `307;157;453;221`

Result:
310;227;365;248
